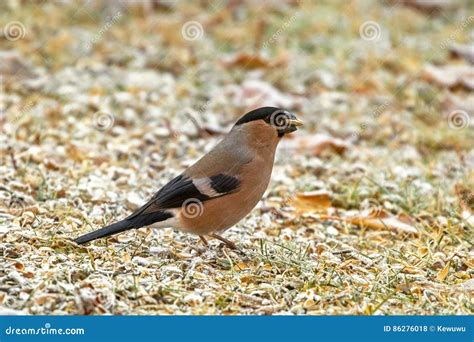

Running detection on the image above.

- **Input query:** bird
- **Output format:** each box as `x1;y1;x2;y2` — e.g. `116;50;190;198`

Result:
74;106;303;248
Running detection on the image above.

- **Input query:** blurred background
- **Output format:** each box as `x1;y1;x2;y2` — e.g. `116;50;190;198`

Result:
0;1;473;315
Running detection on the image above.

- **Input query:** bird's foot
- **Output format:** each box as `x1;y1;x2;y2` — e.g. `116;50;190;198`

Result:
199;235;209;248
188;237;207;255
210;233;237;250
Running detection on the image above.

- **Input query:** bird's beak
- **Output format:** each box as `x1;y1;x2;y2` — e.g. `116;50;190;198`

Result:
289;118;303;127
278;116;303;135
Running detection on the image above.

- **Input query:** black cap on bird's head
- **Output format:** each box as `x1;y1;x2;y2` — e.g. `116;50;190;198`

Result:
234;107;303;136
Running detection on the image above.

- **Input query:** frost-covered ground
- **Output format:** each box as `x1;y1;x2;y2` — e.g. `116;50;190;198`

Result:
0;1;473;315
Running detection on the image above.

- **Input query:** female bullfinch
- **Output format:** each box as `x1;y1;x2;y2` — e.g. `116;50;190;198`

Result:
74;107;303;249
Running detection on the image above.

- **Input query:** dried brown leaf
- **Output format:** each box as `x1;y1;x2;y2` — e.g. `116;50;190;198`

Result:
292;191;332;213
234;262;250;271
321;209;419;235
423;64;474;90
441;93;474;118
347;209;418;235
448;43;474;65
230;79;300;110
394;0;451;13
281;134;349;156
222;52;287;70
436;260;450;282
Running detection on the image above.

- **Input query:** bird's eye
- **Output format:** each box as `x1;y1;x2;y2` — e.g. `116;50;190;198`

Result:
268;110;291;129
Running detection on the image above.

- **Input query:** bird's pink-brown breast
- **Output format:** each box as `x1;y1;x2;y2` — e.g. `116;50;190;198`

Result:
178;121;280;235
178;151;276;235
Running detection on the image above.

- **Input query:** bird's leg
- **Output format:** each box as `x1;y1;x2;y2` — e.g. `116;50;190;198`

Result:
210;233;237;250
199;235;209;248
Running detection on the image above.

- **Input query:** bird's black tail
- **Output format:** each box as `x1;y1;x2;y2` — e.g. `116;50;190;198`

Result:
74;211;174;244
74;219;133;244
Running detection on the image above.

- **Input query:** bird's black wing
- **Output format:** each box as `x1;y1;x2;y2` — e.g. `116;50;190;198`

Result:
74;173;241;244
127;173;241;219
208;174;241;194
